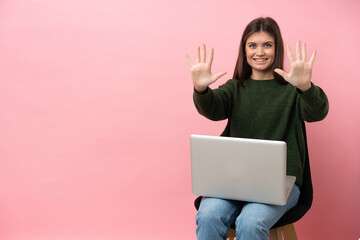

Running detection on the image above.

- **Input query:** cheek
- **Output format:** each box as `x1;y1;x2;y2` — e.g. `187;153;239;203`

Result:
266;49;275;65
245;49;254;61
245;48;253;56
246;54;253;65
268;49;275;58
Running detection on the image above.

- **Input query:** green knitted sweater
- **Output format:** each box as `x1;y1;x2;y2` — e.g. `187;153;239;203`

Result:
193;77;329;186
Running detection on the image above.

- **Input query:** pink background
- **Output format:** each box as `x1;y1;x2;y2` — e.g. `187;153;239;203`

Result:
0;0;359;239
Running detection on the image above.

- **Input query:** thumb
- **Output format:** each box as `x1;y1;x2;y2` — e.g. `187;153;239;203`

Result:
274;68;288;81
212;71;227;82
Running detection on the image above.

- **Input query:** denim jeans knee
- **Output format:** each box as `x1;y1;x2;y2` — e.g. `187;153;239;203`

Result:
235;184;300;240
196;197;241;240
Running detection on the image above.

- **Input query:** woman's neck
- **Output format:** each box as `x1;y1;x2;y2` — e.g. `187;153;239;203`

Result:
251;70;274;80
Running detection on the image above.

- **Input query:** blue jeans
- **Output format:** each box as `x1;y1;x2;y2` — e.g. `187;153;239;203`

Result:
195;185;300;240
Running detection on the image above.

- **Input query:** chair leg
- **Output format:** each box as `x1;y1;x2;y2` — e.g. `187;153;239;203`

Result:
282;224;297;240
269;227;283;240
227;228;236;240
269;224;298;240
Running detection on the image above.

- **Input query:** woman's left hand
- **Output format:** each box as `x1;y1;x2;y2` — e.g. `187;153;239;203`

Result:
274;41;316;92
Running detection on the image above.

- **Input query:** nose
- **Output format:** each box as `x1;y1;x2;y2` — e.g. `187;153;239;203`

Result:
256;47;265;56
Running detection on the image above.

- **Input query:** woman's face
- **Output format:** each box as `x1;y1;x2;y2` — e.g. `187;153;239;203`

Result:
245;31;275;79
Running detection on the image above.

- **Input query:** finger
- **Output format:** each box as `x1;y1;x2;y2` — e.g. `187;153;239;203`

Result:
207;48;214;67
274;68;289;81
212;71;227;82
201;43;206;63
287;45;295;64
196;46;200;63
296;40;301;61
302;42;307;62
186;54;193;67
309;50;317;66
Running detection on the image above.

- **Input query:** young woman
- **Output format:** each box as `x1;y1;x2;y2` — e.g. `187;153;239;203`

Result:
186;17;329;240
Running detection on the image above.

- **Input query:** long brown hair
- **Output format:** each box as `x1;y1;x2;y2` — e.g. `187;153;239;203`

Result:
233;17;286;85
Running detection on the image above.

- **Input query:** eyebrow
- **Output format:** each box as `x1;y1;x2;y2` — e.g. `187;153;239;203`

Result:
247;41;274;45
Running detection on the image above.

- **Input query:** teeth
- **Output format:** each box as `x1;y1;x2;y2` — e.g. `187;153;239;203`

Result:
254;58;267;62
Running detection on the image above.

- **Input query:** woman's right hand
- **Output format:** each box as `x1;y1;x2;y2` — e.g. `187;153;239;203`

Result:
186;44;227;93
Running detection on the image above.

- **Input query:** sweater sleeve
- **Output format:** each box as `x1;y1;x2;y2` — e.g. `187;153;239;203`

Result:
193;80;235;121
298;82;329;122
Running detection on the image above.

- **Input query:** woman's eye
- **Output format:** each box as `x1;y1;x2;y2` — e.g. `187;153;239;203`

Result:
249;44;256;48
265;43;273;48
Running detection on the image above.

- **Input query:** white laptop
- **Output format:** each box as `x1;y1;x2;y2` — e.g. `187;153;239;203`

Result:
190;134;296;205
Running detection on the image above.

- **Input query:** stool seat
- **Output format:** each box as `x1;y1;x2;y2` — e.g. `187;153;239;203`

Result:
226;223;297;240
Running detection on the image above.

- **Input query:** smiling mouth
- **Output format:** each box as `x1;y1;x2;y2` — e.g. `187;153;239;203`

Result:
253;58;268;62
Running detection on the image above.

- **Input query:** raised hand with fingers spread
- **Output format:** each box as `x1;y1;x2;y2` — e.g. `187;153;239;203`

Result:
274;40;316;92
186;44;227;93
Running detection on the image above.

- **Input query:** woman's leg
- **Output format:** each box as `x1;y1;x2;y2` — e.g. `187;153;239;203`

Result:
195;197;243;240
235;185;300;240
